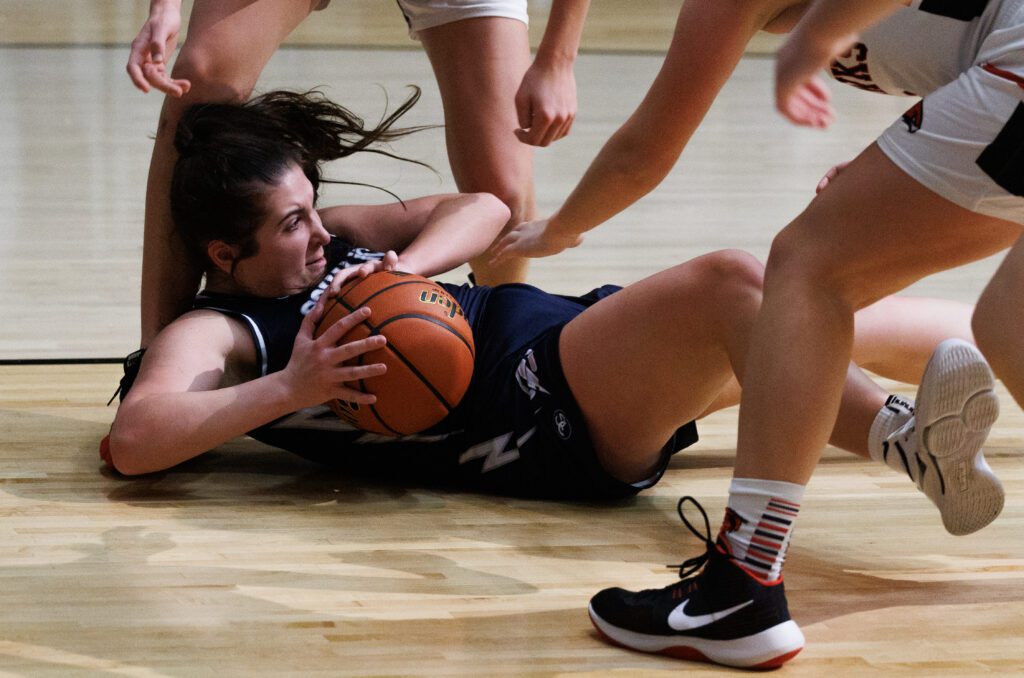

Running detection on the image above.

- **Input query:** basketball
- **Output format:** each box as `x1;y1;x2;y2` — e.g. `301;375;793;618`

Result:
313;270;475;436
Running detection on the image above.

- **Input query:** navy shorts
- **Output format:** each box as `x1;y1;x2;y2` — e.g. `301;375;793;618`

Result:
446;319;699;500
256;284;700;501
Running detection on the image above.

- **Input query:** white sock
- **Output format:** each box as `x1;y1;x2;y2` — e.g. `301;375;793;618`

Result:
717;478;806;582
867;394;916;476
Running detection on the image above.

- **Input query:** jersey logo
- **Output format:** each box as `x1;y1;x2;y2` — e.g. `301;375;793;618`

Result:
516;350;550;400
553;410;572;440
458;427;535;473
300;248;385;315
270;406;456;443
902;100;923;133
830;43;884;93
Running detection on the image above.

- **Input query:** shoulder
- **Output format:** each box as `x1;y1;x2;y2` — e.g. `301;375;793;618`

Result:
125;310;259;401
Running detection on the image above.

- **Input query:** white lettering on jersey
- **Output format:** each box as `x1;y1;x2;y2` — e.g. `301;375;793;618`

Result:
458;426;535;473
299;248;385;316
515;350;549;400
271;405;458;444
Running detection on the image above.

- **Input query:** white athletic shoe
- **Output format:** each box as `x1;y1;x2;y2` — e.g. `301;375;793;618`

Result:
883;339;1002;535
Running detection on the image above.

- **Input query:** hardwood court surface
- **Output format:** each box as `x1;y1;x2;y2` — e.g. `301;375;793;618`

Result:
1;2;1023;675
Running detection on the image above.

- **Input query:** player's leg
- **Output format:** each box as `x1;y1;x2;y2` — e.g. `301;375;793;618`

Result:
559;249;892;480
699;294;976;418
974;234;1024;405
561;249;883;668
851;295;974;383
560;244;991;510
589;68;1024;665
735;154;1018;483
141;0;320;345
417;17;535;285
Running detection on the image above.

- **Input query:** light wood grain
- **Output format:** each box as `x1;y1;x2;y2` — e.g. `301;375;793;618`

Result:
1;6;1022;674
0;365;1021;675
0;0;785;54
0;47;1005;358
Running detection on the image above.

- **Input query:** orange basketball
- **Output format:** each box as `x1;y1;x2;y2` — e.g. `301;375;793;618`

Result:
313;271;475;436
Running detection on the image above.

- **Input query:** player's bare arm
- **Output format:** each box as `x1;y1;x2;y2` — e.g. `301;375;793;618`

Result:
109;304;383;475
319;193;510;278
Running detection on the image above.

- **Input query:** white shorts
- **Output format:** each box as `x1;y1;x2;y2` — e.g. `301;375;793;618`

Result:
876;3;1024;224
395;0;528;39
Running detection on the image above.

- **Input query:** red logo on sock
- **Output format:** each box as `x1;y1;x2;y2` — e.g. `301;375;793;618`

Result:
720;508;745;536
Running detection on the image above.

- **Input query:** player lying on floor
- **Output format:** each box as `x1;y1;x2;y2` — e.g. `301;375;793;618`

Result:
105;89;1002;667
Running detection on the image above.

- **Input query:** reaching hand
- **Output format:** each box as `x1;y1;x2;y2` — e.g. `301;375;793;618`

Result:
126;4;191;97
774;36;838;128
816;160;851;193
513;59;577;147
490;218;583;265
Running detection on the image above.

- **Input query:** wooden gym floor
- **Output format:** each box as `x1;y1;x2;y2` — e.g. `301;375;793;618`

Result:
1;2;1022;675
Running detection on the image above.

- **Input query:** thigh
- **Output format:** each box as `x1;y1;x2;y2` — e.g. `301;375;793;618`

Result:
559;257;746;479
172;0;318;98
417;18;534;200
771;143;1021;309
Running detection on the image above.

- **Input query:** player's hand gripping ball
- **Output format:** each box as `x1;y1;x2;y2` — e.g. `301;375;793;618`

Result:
313;271;475;435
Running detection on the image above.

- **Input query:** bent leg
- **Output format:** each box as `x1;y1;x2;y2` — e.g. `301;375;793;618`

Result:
702;294;976;418
141;0;318;344
560;250;765;482
852;296;975;383
418;18;535;285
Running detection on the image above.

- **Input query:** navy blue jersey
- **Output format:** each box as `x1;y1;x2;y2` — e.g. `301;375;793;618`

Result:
192;236;698;499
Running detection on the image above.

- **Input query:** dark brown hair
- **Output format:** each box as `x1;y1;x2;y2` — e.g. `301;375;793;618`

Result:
170;88;430;268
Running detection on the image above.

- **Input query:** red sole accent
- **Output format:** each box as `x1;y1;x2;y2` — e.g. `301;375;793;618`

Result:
589;612;802;671
752;647;802;669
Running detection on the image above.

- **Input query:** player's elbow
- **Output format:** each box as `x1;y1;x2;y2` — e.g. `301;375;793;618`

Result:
107;415;158;476
473;192;512;226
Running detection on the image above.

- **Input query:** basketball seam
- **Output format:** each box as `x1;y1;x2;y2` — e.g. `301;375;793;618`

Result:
339;278;444;312
372;313;467;410
336;284;474;358
329;275;473;435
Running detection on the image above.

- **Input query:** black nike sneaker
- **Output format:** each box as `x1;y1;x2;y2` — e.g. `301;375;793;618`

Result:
588;497;804;669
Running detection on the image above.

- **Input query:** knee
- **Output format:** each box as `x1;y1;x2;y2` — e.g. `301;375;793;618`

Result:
487;184;531;228
170;41;253;103
972;289;1018;371
764;224;863;306
155;46;253;140
694;249;766;309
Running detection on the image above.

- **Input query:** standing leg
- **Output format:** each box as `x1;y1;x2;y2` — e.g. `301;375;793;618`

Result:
418;18;535;285
588;146;1019;669
734;144;1018;484
974;234;1024;406
140;0;320;345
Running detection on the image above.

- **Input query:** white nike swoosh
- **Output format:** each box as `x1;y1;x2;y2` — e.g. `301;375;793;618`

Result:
667;599;754;631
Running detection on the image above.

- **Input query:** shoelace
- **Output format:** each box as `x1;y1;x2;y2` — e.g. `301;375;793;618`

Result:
106;349;146;405
666;496;717;579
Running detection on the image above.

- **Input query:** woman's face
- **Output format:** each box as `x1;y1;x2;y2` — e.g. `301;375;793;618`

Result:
231;164;331;297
